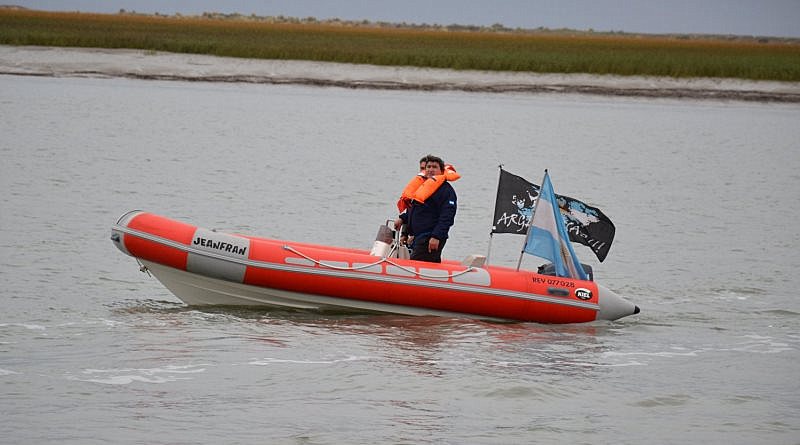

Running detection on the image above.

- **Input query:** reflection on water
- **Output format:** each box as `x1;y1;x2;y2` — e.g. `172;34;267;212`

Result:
110;300;613;382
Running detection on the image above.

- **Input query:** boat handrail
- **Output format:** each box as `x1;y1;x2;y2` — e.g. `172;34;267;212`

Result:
282;245;478;279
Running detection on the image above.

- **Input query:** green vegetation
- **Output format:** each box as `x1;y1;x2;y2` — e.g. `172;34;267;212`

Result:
2;9;799;81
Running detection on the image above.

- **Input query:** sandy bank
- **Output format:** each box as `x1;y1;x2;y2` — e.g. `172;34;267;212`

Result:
2;45;799;102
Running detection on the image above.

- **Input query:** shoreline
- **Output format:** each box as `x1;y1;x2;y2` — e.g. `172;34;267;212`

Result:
3;45;800;102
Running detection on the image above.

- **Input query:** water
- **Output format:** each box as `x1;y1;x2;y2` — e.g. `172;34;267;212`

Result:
1;74;799;444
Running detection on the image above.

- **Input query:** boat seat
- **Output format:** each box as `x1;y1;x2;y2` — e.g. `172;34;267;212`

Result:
461;254;486;267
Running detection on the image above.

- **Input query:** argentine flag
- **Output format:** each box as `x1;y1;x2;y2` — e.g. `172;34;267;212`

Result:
523;171;588;280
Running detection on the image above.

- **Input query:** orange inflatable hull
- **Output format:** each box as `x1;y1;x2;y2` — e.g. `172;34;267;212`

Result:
111;211;638;323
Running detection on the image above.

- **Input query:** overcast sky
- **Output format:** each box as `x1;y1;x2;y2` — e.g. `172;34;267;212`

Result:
11;0;800;38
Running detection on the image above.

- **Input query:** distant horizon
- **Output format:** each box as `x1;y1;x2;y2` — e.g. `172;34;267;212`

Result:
6;5;798;41
7;0;800;38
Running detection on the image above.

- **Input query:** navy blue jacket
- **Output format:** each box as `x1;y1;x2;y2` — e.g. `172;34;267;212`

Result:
399;181;457;241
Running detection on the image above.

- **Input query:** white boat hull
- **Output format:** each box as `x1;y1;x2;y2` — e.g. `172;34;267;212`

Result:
142;260;504;320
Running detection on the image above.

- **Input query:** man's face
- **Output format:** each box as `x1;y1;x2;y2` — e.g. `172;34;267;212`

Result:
425;161;442;177
419;161;426;172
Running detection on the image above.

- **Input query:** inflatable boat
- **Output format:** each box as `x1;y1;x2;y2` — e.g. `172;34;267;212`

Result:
111;210;639;323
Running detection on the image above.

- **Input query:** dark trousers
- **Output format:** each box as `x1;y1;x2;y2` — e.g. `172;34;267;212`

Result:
410;236;446;263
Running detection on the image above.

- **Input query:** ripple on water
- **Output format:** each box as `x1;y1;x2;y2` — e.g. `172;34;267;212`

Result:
67;364;208;385
632;393;693;407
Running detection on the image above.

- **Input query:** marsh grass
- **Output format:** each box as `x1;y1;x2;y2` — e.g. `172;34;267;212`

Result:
2;9;799;81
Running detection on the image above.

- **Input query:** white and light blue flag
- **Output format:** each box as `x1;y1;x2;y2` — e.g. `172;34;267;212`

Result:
523;171;588;280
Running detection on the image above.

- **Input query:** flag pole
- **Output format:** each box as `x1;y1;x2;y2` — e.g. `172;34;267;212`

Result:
486;164;504;265
516;169;547;271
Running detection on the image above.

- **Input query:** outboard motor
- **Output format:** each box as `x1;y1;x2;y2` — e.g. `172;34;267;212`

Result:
370;224;395;258
537;262;594;281
370;221;411;259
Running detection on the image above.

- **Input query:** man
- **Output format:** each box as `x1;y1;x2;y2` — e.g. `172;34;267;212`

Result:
397;155;432;213
418;156;427;174
394;155;458;263
397;155;430;249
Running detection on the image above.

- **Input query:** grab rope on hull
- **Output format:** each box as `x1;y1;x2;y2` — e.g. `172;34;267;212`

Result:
281;245;477;279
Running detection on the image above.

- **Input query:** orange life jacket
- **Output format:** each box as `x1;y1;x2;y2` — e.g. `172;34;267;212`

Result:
397;164;460;212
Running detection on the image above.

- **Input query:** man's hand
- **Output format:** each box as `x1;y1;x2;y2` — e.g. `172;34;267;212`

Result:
428;237;440;252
